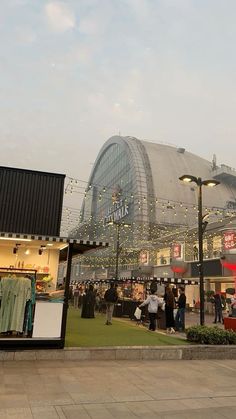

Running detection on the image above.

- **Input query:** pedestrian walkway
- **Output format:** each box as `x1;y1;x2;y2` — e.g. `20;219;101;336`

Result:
116;311;225;339
185;311;225;329
0;359;235;418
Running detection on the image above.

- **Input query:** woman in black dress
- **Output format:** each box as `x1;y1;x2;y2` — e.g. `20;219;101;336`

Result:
164;286;175;333
81;285;96;318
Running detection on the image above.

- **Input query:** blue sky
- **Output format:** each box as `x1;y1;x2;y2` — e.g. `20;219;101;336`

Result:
1;0;236;192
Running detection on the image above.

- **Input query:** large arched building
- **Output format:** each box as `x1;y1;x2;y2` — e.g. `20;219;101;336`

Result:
72;136;236;307
79;135;236;243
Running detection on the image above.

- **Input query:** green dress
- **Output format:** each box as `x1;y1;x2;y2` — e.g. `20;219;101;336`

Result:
0;277;32;333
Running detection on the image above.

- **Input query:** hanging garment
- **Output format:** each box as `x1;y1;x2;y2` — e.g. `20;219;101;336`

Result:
23;276;36;334
0;277;32;333
10;277;32;333
0;277;18;333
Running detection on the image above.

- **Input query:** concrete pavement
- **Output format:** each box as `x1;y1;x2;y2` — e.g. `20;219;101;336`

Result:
0;359;235;418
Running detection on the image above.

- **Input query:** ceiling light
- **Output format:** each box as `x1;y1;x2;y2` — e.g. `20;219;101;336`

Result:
0;238;32;242
59;244;69;250
13;243;21;254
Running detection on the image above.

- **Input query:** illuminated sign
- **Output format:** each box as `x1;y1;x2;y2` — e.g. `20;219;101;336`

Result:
223;231;236;250
104;199;129;223
172;244;182;259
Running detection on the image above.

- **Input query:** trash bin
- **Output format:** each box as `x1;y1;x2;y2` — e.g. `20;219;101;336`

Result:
157;308;166;330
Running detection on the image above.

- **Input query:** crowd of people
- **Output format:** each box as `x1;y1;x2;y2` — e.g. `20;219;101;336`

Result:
71;282;118;325
139;286;186;333
69;282;236;333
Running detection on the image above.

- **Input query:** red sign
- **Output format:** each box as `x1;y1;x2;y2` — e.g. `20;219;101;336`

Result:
223;232;236;250
173;244;181;259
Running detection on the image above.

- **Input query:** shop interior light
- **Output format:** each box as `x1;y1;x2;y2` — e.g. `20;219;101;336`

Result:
38;245;46;255
13;243;21;254
0;237;32;242
25;249;30;255
47;243;53;246
59;244;69;250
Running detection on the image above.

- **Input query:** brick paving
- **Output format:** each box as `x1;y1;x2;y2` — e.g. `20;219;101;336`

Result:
0;359;235;418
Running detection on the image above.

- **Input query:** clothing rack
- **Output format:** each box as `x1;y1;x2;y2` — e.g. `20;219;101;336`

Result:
0;267;37;338
0;267;37;283
0;267;37;273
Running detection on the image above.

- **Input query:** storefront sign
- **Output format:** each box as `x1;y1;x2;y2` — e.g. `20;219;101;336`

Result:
139;250;149;265
223;231;236;250
104;199;129;223
172;244;181;259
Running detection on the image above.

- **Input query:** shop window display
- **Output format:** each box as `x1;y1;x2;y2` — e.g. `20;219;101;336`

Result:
157;248;171;266
0;268;36;337
0;239;65;341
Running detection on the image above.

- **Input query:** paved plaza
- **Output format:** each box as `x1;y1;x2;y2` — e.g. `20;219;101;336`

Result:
0;358;235;418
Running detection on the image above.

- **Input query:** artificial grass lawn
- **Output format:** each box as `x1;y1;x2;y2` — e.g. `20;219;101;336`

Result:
65;308;187;347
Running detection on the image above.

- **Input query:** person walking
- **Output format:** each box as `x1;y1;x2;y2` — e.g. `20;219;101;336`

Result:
164;286;176;333
73;285;80;309
213;293;223;324
104;282;118;325
175;287;186;332
139;289;162;331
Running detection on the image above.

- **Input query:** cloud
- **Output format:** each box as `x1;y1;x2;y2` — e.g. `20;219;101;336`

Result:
15;27;36;44
44;1;75;32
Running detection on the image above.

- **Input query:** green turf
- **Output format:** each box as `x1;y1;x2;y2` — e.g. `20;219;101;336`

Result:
65;308;187;347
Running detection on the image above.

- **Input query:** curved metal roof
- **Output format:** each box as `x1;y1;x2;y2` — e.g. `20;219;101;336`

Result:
84;135;236;227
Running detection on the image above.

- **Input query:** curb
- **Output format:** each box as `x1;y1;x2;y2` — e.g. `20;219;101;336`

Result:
1;345;236;361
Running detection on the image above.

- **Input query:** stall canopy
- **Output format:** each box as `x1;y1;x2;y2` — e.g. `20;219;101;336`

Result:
0;232;108;249
77;277;199;285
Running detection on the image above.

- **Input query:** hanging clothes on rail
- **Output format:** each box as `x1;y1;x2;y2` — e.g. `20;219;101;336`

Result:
23;276;36;334
0;276;32;333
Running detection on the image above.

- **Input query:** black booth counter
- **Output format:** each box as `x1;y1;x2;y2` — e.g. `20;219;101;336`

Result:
113;298;166;328
113;298;139;318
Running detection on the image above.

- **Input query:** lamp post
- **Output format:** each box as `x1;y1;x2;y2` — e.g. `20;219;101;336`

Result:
179;175;220;326
107;221;130;281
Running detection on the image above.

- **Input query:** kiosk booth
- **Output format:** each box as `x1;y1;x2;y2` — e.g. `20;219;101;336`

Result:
0;233;108;349
0;166;109;349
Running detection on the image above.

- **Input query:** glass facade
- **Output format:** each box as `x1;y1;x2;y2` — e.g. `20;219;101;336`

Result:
80;142;134;243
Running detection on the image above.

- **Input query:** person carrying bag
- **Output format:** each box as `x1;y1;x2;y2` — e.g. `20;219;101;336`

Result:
139;290;163;331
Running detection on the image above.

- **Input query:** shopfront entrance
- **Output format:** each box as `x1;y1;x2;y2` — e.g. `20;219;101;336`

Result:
0;234;108;350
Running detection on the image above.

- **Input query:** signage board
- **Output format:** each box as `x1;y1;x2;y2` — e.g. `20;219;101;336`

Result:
223;231;236;250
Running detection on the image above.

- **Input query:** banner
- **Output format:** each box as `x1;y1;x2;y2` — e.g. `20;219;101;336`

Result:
223;231;236;250
172;244;181;259
139;250;149;265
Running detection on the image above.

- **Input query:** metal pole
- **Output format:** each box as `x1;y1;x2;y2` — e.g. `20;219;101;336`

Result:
115;223;120;281
197;179;205;326
60;243;73;347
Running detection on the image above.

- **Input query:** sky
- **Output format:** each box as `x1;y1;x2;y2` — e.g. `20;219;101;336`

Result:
1;0;236;214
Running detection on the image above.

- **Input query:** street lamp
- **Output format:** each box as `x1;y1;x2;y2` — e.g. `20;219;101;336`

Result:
107;221;131;280
179;175;220;326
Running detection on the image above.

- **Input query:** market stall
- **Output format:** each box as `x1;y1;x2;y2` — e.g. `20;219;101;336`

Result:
77;277;199;323
0;234;108;349
0;166;109;348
